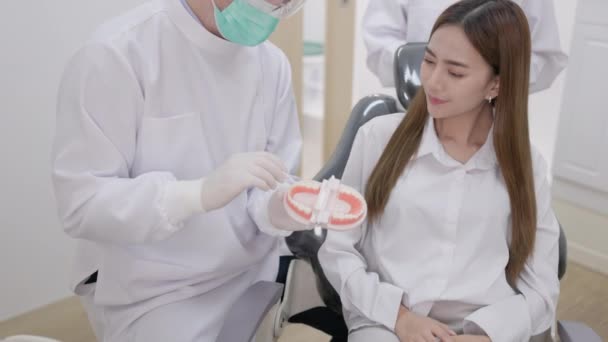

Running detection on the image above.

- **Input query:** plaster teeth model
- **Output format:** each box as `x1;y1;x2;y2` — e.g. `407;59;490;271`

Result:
284;176;367;230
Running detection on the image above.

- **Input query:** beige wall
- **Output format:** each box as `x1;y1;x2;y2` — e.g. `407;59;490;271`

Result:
270;12;304;120
323;0;356;161
270;12;304;175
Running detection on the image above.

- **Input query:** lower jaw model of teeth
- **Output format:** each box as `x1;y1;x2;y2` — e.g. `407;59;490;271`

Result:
283;176;367;231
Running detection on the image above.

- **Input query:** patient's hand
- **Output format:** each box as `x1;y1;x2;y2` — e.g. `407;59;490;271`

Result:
395;306;456;342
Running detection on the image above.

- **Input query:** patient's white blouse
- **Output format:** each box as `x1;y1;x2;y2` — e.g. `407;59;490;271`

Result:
319;113;560;342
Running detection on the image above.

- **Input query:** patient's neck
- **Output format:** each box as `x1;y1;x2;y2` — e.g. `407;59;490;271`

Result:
434;104;493;149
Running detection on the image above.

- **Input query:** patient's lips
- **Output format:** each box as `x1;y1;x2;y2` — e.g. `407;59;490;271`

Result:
284;179;367;230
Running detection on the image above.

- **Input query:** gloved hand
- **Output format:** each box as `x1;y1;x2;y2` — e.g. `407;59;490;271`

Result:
267;186;312;231
200;152;288;212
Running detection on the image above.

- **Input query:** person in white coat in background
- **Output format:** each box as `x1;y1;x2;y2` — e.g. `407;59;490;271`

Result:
364;0;568;93
52;0;308;340
319;1;560;341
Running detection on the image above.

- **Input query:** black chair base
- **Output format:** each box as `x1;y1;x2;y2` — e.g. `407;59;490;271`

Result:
288;306;348;342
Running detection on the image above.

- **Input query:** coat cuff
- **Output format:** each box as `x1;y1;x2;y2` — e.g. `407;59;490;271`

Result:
249;188;292;237
344;268;404;332
464;294;531;342
159;178;204;227
373;281;404;332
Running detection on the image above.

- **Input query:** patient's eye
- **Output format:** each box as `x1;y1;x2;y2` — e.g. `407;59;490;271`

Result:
449;71;464;78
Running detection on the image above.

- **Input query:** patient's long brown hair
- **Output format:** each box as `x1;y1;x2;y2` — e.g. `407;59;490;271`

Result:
365;0;534;285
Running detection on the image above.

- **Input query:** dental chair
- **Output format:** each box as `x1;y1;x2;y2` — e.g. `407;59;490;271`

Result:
217;43;602;342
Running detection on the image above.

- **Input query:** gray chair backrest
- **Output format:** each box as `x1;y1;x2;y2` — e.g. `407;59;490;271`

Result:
285;94;399;310
286;94;400;256
285;43;427;313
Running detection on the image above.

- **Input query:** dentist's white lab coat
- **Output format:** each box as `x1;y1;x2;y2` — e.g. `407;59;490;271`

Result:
364;0;568;92
51;0;301;340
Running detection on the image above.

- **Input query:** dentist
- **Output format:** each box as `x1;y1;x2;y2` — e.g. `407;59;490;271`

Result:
52;0;307;340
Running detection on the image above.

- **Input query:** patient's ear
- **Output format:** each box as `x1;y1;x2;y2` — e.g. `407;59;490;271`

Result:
488;75;500;99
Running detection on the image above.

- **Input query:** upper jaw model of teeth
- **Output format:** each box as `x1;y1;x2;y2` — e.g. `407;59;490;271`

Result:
284;176;367;230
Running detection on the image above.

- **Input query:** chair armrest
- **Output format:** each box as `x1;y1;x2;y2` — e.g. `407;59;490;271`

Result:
216;281;284;342
558;224;567;279
557;320;602;342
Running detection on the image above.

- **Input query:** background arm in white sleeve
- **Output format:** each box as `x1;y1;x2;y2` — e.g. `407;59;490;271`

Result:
318;129;404;331
521;0;569;93
363;0;409;87
464;153;560;341
247;50;303;237
52;43;185;245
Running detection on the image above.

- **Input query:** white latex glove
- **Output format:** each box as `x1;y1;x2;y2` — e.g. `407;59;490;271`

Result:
200;152;288;212
267;186;312;231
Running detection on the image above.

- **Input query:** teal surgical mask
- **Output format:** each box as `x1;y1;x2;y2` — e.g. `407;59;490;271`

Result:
213;0;278;46
213;0;306;46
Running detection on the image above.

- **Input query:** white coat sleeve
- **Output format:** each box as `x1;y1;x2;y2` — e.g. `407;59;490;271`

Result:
521;0;568;93
318;129;404;331
247;50;302;237
52;43;183;244
463;153;560;341
363;0;409;87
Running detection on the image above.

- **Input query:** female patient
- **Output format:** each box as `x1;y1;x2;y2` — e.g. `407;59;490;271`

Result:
318;1;560;341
